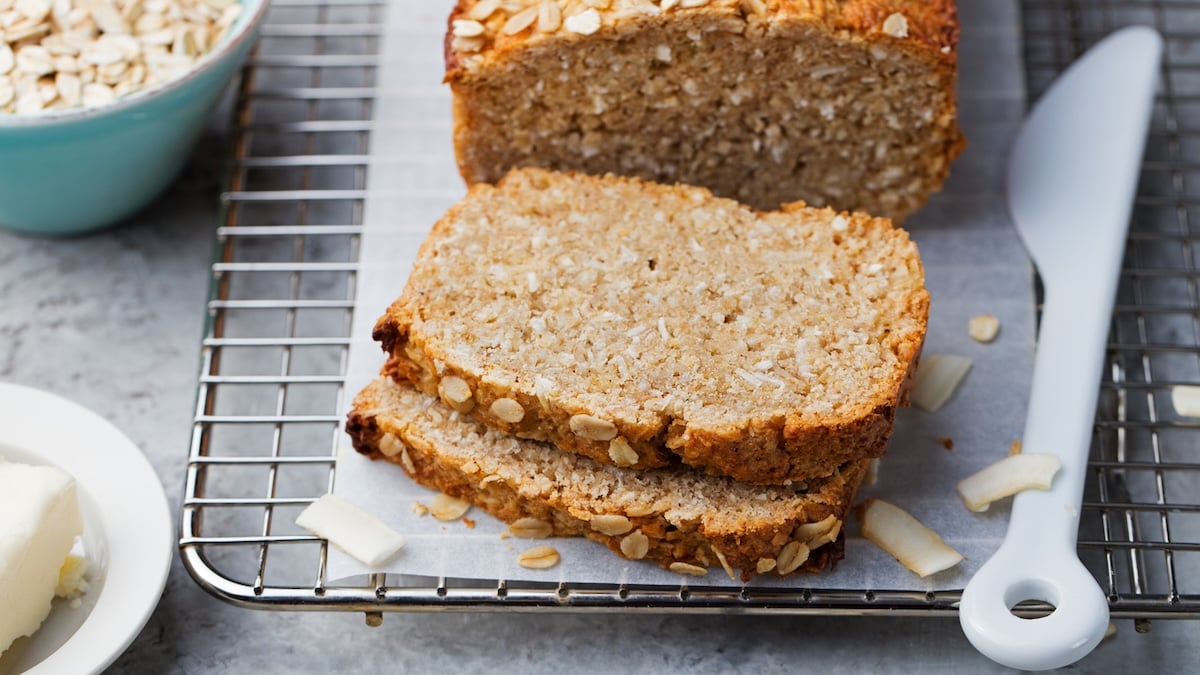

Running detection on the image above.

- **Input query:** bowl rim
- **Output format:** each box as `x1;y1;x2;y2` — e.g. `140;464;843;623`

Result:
0;0;270;129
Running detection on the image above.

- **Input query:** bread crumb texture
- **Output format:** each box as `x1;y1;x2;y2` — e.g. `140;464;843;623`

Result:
447;0;963;220
376;168;929;484
347;376;869;578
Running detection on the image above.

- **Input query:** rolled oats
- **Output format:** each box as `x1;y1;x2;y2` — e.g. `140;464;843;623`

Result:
467;0;501;21
0;43;14;73
438;375;475;413
882;12;908;38
15;44;52;74
569;413;618;441
451;18;485;37
428;493;472;521
398;446;416;474
589;513;633;535
536;0;559;32
1;0;243;114
775;540;810;575
563;7;601;35
607;436;638;467
490;397;526;423
669;561;708;577
796;514;844;547
501;5;537;35
967;314;1000;343
619;530;649;559
517;545;560;569
508;517;554;539
15;88;41;112
378;431;404;458
15;0;51;23
711;546;736;581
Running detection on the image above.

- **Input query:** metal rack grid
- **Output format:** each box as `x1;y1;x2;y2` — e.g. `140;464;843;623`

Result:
181;0;1200;620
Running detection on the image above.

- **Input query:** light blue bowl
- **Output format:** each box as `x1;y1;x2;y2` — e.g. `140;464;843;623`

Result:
0;0;269;236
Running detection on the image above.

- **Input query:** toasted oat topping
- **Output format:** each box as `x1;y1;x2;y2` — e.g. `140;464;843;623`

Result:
450;0;734;55
882;12;908;38
1;0;243;114
536;0;561;32
562;6;600;33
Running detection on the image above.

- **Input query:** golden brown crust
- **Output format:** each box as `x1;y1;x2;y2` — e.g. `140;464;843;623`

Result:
826;0;959;58
346;377;867;579
446;1;960;72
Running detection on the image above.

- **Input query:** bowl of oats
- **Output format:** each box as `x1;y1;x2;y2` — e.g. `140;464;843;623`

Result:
0;0;268;236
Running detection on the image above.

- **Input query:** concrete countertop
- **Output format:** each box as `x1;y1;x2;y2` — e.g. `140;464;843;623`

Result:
1;135;1197;675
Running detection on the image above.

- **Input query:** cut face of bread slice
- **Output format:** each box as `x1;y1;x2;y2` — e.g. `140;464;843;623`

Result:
374;168;929;484
346;377;869;579
446;0;964;221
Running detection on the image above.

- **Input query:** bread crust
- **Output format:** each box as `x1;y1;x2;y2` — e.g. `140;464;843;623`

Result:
347;377;868;579
374;168;928;485
445;1;961;78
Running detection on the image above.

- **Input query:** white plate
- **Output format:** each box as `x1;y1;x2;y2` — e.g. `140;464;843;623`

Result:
0;383;173;675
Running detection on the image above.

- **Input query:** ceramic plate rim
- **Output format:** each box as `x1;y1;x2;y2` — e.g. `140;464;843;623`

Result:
0;382;173;675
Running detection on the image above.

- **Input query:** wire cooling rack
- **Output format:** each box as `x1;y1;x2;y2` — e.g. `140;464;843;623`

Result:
181;0;1200;621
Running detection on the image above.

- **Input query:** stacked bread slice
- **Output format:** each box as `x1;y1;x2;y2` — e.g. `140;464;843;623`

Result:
347;168;929;579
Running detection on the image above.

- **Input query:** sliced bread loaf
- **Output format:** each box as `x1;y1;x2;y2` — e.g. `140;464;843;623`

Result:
374;168;928;484
347;376;868;579
445;0;964;220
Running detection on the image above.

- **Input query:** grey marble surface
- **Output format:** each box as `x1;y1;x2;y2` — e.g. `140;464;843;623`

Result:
1;141;1197;675
0;135;1195;675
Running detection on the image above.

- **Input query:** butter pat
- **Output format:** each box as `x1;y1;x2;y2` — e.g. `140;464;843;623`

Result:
0;461;84;655
296;493;405;567
56;551;90;599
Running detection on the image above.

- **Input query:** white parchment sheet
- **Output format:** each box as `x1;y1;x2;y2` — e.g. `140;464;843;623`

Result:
331;0;1034;590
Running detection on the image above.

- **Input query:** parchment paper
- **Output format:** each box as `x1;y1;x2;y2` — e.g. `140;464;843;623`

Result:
331;0;1034;590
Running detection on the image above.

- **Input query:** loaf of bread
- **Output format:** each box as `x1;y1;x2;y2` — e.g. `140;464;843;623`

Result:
374;168;928;484
347;376;868;579
445;0;963;221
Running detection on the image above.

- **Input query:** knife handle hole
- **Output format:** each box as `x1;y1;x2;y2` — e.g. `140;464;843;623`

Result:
1005;579;1059;620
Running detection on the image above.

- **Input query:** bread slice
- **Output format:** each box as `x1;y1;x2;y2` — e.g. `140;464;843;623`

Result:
445;0;964;221
374;168;928;484
347;376;869;579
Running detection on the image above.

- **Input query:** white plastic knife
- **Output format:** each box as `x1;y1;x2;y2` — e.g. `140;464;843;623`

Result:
958;26;1163;671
